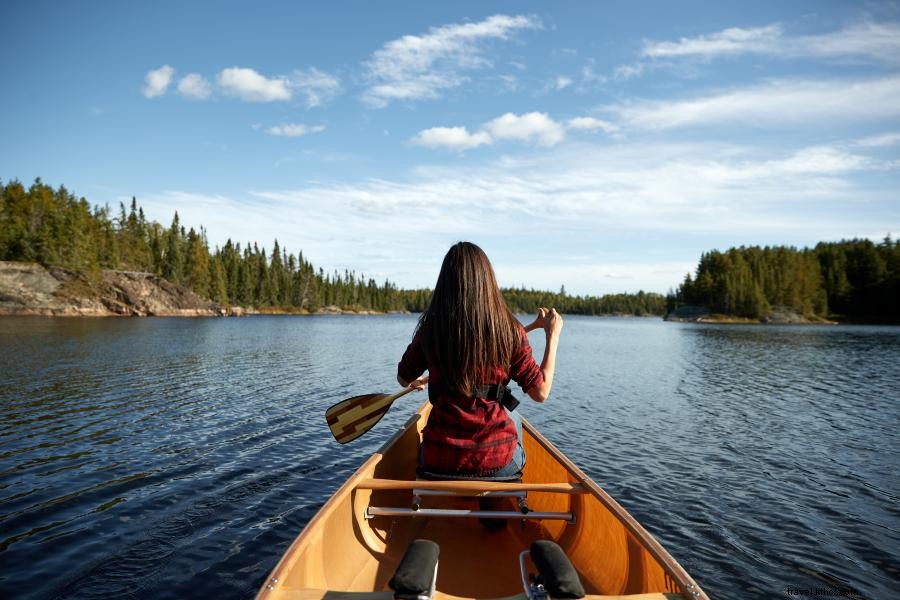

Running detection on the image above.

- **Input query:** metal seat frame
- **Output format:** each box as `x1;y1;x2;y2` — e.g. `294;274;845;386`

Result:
360;478;577;523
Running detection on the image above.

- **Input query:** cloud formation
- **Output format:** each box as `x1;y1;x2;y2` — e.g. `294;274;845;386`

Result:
411;112;621;150
177;73;213;100
362;14;540;107
554;76;572;90
642;22;900;63
266;123;326;137
410;126;492;150
852;132;900;148
604;76;900;131
484;112;565;146
289;68;341;107
217;67;291;102
642;24;784;59
138;138;896;293
566;117;619;134
143;65;174;98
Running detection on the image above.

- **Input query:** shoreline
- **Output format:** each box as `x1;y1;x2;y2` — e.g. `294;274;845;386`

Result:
661;307;895;325
0;261;414;318
665;315;839;325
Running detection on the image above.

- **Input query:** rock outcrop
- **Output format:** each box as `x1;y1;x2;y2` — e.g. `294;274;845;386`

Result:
0;261;220;317
665;303;835;324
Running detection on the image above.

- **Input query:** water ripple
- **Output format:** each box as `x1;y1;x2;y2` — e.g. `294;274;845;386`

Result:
1;316;898;599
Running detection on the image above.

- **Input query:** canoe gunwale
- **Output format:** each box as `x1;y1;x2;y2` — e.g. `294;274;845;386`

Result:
256;410;424;598
520;416;709;600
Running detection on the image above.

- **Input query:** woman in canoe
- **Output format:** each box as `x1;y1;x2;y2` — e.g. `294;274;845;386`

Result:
397;241;563;478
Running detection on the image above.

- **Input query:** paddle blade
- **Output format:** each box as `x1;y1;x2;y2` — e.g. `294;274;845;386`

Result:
325;393;395;444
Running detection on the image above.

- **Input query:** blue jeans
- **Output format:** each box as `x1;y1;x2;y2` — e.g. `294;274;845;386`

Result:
490;407;526;477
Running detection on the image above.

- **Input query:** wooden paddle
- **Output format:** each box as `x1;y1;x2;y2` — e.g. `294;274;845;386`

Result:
325;377;428;444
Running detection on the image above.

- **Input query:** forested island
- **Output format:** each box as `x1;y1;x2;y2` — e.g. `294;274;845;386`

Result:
667;240;900;323
0;179;665;317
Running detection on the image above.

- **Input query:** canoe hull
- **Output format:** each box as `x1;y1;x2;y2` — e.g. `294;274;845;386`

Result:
257;403;708;600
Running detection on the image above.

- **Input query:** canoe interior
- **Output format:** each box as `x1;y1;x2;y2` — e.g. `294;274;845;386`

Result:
259;403;705;600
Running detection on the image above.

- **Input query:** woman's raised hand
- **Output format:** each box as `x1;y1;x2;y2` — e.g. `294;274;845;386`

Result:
526;307;563;335
544;307;563;335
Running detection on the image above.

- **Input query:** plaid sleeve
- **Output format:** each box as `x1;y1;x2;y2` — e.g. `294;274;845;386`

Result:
509;325;544;393
397;330;427;383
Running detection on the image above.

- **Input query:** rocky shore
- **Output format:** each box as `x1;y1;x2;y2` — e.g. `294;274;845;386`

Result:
0;261;409;317
665;304;837;324
0;261;223;317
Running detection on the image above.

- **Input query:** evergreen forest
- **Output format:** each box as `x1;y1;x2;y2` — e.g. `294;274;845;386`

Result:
668;241;900;321
0;179;666;316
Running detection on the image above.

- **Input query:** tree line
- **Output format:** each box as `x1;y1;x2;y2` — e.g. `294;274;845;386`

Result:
503;287;665;316
667;239;900;320
0;178;664;315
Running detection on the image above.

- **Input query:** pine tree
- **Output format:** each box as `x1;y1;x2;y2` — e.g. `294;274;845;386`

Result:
163;212;183;283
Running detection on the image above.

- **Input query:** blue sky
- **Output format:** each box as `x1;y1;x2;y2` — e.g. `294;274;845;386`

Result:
2;1;899;294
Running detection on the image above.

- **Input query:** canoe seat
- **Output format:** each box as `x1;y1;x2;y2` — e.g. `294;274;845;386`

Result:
359;479;576;523
413;473;527;512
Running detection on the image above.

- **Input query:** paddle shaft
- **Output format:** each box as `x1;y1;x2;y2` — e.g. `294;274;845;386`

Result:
381;379;425;404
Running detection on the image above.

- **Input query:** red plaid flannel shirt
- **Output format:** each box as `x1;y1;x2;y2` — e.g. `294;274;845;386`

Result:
397;324;544;475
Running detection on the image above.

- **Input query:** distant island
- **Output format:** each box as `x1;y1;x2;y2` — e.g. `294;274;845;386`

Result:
0;178;665;317
666;239;899;324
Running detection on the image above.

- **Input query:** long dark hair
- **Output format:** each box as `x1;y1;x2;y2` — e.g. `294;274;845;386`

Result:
417;242;520;396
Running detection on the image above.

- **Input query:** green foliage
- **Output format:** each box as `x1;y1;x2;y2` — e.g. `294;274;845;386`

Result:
1;178;667;316
502;287;666;316
668;240;900;319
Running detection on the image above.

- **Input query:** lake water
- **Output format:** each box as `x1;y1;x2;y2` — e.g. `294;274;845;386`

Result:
1;315;898;599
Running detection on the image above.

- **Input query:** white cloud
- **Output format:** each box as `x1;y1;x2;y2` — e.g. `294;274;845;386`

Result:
579;62;608;89
642;24;783;58
289;67;341;107
498;74;519;92
555;75;572;90
138;139;897;294
265;123;326;137
853;132;900;148
483;112;566;146
614;63;644;80
411;112;567;150
217;67;291;102
362;14;540;107
769;146;878;174
143;65;174;98
604;76;900;131
566;117;619;134
412;113;635;150
410;126;492;150
797;22;900;64
641;22;900;64
176;73;213;100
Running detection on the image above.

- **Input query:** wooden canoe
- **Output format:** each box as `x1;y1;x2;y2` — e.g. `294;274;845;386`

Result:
257;402;709;600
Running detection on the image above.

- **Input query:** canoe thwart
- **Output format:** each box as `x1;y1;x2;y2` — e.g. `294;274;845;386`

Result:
357;478;587;494
389;539;439;600
365;507;576;524
413;488;527;498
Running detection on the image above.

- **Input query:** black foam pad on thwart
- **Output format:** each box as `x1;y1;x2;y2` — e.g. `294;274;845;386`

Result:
389;539;440;598
530;540;586;599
